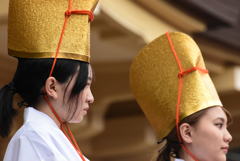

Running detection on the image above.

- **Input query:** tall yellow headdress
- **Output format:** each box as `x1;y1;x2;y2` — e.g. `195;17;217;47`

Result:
8;0;99;62
130;32;222;139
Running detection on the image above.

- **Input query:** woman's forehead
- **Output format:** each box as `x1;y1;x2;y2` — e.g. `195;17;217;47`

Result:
88;67;92;77
204;107;227;121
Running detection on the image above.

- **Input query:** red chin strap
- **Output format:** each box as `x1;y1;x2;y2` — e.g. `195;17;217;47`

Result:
43;95;86;160
44;0;94;160
166;32;208;161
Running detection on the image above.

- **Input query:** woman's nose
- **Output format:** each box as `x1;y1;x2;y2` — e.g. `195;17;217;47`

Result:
87;90;94;104
224;129;232;143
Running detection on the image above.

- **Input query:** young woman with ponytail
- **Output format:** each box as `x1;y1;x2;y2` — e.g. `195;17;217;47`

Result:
130;32;233;161
1;0;99;160
0;59;91;138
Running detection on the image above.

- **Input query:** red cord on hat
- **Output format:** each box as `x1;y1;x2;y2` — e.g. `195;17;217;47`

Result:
65;10;94;22
49;1;94;77
45;0;95;160
165;32;208;161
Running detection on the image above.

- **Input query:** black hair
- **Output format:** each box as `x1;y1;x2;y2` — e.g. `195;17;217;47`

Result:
0;58;89;137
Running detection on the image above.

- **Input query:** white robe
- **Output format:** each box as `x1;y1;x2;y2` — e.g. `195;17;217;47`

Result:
4;107;89;161
175;159;184;161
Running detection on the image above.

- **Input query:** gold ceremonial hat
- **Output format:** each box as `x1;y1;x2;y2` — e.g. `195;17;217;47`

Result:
130;32;222;139
8;0;99;62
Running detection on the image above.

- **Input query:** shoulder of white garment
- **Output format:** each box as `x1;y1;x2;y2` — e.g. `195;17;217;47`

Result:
3;107;89;161
175;159;185;161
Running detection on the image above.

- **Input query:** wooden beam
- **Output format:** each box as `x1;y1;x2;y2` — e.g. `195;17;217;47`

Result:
0;0;9;20
0;54;17;86
85;116;157;158
134;0;206;33
100;0;176;43
195;36;240;65
213;67;240;93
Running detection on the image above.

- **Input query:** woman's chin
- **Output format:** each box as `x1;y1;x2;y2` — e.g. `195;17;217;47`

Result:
68;117;83;124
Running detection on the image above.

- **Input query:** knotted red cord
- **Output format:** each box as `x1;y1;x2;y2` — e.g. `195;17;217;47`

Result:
65;10;94;21
165;32;208;161
45;0;94;160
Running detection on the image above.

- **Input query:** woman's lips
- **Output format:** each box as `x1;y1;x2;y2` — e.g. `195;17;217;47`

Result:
83;107;89;115
221;146;229;154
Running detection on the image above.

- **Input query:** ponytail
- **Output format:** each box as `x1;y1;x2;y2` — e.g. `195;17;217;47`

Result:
156;137;180;161
0;82;17;137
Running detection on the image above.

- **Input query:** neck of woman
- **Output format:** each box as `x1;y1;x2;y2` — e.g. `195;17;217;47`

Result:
36;100;61;128
178;148;196;161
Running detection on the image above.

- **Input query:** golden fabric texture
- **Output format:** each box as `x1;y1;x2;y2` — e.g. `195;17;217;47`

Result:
130;32;222;139
8;0;99;62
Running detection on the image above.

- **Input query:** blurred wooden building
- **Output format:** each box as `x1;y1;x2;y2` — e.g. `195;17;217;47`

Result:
0;0;240;161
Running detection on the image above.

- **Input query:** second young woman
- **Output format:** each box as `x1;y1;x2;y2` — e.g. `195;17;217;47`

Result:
130;32;232;161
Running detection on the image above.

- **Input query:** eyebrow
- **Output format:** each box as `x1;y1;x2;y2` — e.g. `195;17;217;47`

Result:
214;117;226;123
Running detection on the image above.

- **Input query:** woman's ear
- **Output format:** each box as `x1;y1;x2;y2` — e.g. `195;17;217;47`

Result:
44;77;58;99
179;123;193;144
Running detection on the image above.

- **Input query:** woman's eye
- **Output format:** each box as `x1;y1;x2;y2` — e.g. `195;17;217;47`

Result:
215;123;223;129
86;82;91;87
